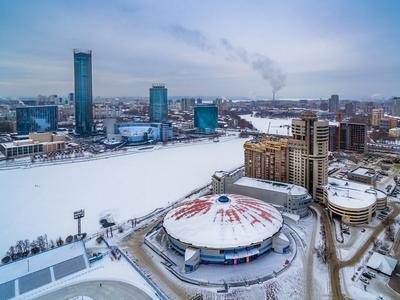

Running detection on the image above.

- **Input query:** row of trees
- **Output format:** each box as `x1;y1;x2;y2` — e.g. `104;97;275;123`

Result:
1;234;82;264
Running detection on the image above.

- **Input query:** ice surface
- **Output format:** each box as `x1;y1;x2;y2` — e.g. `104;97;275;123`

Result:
0;138;246;255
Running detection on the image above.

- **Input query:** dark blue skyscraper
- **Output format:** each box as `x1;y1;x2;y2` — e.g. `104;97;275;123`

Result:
74;49;93;136
194;104;218;134
149;84;168;123
16;105;58;134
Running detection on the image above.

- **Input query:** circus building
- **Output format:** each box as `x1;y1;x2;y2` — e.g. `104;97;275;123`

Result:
163;194;289;272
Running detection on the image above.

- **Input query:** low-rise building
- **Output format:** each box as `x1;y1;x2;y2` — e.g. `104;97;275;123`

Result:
212;169;312;217
324;177;387;225
0;132;66;159
347;167;377;185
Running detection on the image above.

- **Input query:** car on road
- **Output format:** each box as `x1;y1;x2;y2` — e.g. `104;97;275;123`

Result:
367;271;376;278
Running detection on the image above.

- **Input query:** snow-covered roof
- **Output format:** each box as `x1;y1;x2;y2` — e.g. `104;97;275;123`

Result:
367;252;397;276
351;167;375;177
0;241;86;285
326;178;378;209
328;177;386;200
233;177;309;196
163;194;283;249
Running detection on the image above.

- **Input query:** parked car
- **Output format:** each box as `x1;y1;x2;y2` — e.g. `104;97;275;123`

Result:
367;271;376;278
362;272;372;279
360;277;369;284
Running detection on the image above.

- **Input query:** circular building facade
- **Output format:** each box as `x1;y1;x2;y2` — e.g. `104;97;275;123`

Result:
163;194;285;271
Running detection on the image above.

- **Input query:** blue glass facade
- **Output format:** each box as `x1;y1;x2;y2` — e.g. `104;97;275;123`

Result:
149;84;168;123
74;49;93;136
16;105;58;134
194;104;218;134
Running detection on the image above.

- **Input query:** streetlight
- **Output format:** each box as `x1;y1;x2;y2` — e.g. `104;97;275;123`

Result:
74;209;85;237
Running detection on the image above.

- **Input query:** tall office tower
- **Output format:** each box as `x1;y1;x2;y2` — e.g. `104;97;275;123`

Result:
194;104;218;134
289;111;329;202
371;108;385;126
149;84;168;123
392;97;400;117
328;94;339;113
16;105;58;134
339;119;368;153
74;49;93;136
244;137;289;182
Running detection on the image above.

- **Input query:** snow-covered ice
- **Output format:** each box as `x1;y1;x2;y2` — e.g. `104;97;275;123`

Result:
0;138;246;255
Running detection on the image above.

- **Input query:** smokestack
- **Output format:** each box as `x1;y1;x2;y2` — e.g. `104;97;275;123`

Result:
273;91;276;102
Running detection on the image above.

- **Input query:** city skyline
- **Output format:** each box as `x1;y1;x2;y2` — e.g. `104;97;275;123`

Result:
1;0;400;99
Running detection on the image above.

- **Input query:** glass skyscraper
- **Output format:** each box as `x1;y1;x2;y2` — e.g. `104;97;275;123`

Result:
16;105;58;134
194;104;218;134
149;84;168;123
74;49;93;136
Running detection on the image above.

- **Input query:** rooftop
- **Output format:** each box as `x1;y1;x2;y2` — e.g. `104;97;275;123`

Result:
367;252;397;276
163;194;283;249
351;167;375;177
326;177;385;209
234;176;309;196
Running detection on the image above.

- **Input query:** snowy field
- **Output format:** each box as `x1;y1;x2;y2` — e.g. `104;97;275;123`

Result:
0;138;246;255
241;114;293;135
241;114;338;136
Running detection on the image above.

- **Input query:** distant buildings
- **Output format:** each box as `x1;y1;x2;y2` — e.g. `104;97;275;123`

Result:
149;84;168;123
339;120;368;153
345;102;355;118
379;117;397;132
244;137;288;182
180;98;195;112
194;104;218;134
371;108;384;126
328;94;339;113
116;122;172;143
392;97;400;117
74;49;93;136
16;105;58;134
0;132;65;159
288;111;329;202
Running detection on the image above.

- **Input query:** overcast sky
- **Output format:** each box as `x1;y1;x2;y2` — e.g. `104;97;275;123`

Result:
0;0;399;99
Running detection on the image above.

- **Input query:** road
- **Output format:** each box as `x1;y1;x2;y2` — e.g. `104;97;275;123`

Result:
36;280;153;300
305;208;318;300
122;221;191;300
312;204;343;300
312;202;400;300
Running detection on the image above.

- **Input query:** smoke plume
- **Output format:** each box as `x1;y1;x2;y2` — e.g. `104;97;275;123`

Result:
168;24;286;95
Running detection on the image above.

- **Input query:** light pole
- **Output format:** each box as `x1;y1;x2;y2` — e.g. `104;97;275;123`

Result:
74;209;85;237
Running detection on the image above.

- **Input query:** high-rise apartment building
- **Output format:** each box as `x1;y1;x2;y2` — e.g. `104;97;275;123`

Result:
244;137;289;182
371;108;384;126
149;84;168;123
392;97;400;117
288;111;329;202
339;119;368;153
345;102;355;118
180;98;195;112
328;94;339;113
74;49;93;136
16;105;58;134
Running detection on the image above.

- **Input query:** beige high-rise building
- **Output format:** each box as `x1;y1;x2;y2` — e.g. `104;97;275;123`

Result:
288;111;329;202
371;108;384;126
244;137;289;182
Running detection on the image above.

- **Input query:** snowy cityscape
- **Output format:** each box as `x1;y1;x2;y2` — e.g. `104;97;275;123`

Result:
1;1;400;300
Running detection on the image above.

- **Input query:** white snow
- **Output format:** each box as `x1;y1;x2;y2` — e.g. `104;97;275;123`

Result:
366;252;397;276
163;194;283;249
0;138;246;255
234;176;308;196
